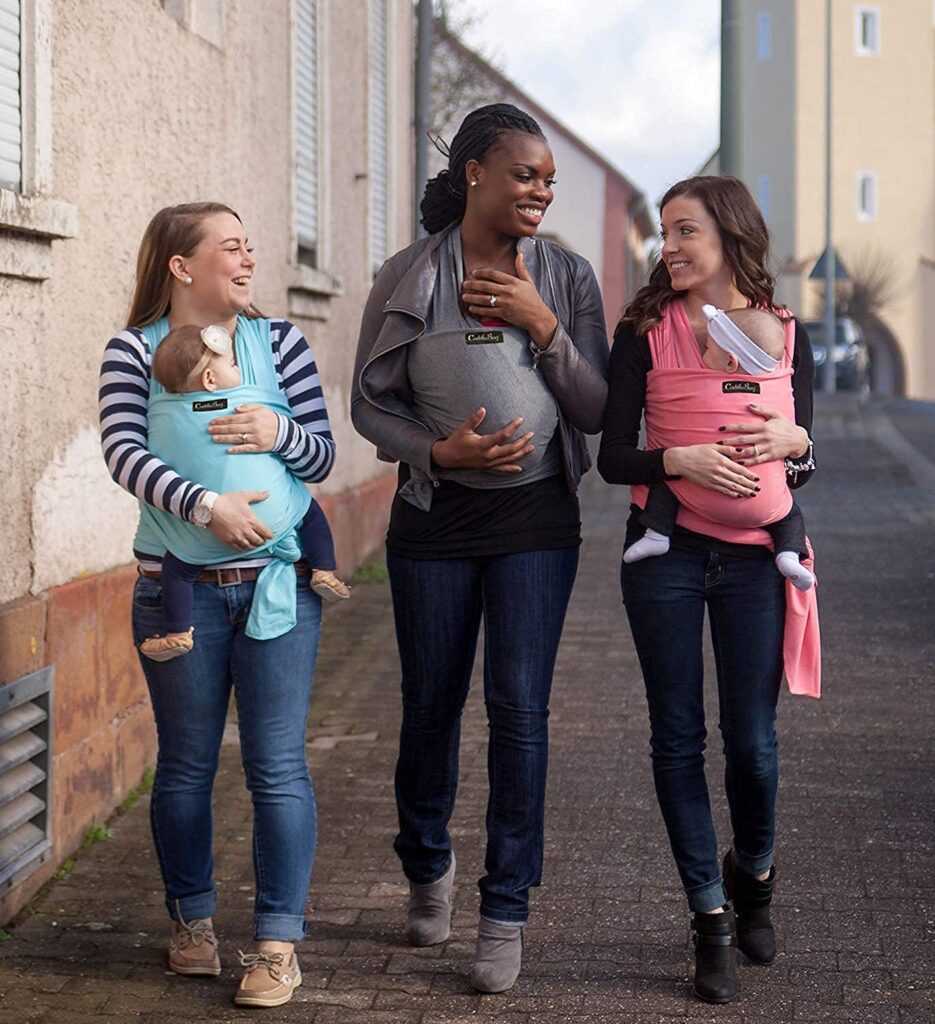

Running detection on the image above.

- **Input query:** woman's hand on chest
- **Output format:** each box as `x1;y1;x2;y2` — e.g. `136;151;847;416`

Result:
208;402;280;453
461;252;558;348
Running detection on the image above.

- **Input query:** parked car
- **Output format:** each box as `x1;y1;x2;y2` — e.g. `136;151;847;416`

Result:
802;316;870;394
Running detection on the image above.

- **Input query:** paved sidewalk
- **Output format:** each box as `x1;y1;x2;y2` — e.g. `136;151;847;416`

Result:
1;396;932;1023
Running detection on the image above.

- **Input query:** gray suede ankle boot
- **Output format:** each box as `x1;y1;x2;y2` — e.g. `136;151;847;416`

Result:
404;853;456;946
469;917;524;993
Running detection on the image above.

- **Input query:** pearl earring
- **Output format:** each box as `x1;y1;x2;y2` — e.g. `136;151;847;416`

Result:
470;180;478;187
184;276;193;285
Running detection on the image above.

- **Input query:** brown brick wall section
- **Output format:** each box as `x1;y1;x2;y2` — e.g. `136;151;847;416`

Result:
0;471;396;924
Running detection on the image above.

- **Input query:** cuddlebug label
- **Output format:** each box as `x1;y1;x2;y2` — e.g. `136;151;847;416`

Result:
722;381;760;395
192;398;229;412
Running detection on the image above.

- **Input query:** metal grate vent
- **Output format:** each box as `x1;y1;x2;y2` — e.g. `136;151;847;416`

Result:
0;667;53;892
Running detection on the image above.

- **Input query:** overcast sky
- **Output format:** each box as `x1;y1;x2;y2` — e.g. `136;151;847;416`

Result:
455;0;721;207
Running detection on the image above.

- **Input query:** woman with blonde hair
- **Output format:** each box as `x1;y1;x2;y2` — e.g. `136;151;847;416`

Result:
99;202;334;1008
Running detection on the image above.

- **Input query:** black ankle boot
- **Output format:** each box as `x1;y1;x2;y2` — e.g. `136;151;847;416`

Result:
691;908;738;1003
722;849;776;965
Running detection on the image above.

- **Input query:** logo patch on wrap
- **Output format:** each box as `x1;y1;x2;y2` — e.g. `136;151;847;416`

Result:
192;398;229;412
722;381;760;395
465;331;503;345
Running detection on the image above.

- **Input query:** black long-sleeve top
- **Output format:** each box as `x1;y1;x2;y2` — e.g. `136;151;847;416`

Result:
597;319;816;558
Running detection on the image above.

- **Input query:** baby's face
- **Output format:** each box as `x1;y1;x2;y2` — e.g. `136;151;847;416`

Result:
702;334;733;372
209;349;241;390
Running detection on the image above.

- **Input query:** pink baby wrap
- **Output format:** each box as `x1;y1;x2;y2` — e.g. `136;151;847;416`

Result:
631;301;821;697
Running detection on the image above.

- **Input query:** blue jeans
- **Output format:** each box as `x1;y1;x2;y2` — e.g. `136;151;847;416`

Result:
131;573;321;941
621;543;784;912
387;547;579;925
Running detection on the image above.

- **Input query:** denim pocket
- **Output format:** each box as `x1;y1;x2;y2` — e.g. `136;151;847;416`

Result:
133;575;163;610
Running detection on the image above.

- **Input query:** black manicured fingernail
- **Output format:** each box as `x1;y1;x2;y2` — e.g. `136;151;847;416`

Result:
718;426;726;432
755;477;760;482
755;486;761;492
735;448;743;453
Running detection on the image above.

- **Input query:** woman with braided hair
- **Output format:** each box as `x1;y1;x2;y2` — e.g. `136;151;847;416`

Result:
352;103;608;991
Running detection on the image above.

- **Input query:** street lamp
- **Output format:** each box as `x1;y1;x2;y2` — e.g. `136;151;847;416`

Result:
822;0;836;393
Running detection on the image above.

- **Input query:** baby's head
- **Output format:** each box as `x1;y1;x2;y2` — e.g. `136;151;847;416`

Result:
702;307;784;375
152;324;240;394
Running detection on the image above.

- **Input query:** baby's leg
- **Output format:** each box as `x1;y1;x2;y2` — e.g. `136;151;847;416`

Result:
769;504;814;591
299;500;350;602
140;553;201;660
624;483;679;563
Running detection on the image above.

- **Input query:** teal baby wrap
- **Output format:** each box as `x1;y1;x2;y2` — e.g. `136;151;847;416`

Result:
134;316;312;640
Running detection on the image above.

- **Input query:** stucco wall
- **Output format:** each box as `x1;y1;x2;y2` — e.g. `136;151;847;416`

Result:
0;0;413;604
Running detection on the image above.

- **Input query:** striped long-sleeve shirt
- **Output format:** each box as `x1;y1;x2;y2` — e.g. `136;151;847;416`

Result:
99;318;336;560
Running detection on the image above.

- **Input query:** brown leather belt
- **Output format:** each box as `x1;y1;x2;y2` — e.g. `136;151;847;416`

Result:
138;560;310;587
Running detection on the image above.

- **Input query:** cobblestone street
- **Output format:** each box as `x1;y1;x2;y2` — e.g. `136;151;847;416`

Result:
1;395;932;1024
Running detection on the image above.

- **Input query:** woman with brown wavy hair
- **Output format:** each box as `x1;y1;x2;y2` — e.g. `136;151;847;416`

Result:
598;176;816;1003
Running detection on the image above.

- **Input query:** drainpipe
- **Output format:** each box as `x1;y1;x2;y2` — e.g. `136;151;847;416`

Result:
413;0;433;239
719;0;741;176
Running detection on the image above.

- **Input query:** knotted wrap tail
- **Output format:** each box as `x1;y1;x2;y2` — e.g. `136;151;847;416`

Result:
245;533;303;640
782;540;821;697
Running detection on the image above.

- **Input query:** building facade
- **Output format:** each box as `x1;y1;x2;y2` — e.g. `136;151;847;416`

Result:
0;0;413;921
720;0;934;397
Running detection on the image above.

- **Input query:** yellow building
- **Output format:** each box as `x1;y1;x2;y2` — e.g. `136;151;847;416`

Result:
721;1;934;397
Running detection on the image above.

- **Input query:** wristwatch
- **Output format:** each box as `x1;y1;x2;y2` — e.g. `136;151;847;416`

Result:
192;491;219;528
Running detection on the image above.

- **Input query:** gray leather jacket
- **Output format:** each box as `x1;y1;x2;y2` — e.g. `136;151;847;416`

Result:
351;226;609;510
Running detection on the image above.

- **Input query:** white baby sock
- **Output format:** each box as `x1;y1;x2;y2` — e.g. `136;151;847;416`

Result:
624;529;671;564
775;551;815;591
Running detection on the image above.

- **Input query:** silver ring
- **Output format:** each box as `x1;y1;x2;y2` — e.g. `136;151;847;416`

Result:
752;445;760;458
241;433;249;445
489;293;497;307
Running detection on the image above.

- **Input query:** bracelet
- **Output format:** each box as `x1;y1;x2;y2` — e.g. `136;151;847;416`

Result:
784;437;815;484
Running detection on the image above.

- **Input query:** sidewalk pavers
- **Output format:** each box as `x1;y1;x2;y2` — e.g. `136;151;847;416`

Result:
0;396;932;1023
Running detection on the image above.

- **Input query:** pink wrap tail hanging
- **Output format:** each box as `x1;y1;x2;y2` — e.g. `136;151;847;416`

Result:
631;301;821;697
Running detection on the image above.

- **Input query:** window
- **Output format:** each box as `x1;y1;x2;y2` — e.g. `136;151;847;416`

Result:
369;0;389;276
756;12;772;61
857;171;877;220
0;0;78;281
0;0;22;190
294;0;320;268
757;174;771;222
855;6;880;56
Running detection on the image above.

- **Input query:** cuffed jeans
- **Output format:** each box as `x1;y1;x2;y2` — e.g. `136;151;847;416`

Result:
132;572;321;941
387;547;579;925
621;543;784;912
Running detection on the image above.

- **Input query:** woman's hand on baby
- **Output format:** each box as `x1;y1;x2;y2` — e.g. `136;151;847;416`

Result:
209;491;275;550
209;403;280;453
664;444;760;498
462;253;558;348
431;408;534;474
717;404;809;466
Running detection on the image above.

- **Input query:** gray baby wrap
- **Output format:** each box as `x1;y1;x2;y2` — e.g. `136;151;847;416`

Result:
406;228;562;489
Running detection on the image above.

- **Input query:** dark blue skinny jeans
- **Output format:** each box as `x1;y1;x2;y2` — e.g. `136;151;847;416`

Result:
387;547;579;925
132;572;321;941
621;542;784;912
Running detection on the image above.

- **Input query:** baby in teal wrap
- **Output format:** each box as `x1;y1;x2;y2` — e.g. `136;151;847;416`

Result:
140;324;349;661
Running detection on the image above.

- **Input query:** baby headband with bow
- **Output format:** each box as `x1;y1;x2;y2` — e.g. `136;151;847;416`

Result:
190;324;233;380
702;305;779;375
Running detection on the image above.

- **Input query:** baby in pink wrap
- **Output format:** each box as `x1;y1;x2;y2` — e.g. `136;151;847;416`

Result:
624;307;814;591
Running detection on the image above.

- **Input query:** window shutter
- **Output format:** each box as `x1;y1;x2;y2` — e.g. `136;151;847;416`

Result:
0;0;22;191
295;0;319;262
369;0;389;274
